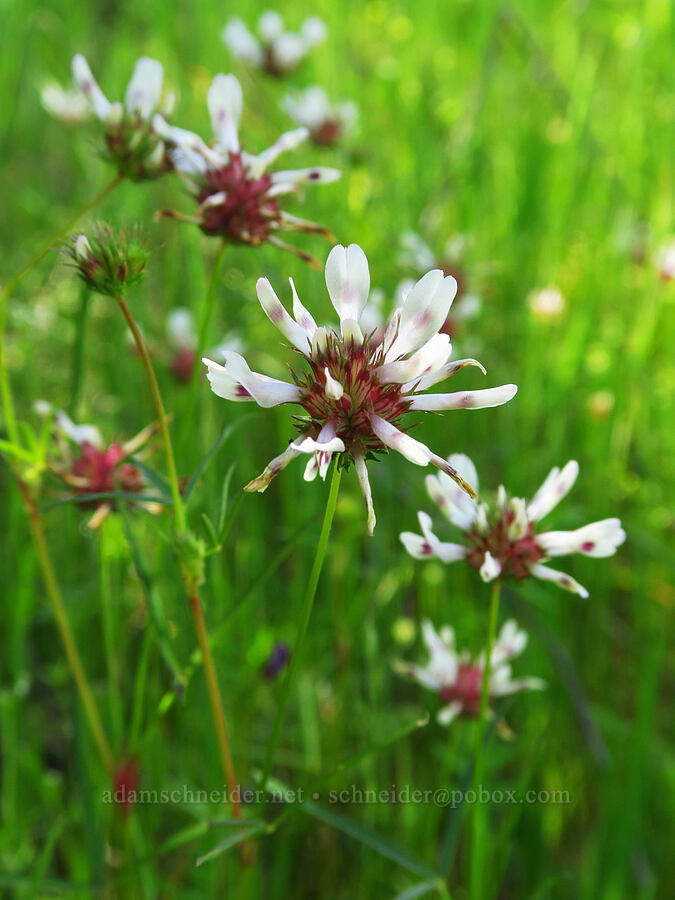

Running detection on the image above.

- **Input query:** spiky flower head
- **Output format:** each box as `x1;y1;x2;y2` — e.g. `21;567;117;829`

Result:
400;454;626;597
223;13;326;76
72;54;174;180
396;619;544;727
35;403;161;529
202;244;517;534
154;74;339;265
66;224;148;297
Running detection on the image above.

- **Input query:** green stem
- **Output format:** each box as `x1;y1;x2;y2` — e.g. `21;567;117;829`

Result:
0;174;122;447
115;296;186;533
69;283;92;418
180;242;227;450
99;519;124;749
261;459;342;790
470;579;501;900
15;478;115;775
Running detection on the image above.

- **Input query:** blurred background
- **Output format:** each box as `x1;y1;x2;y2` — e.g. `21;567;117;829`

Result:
1;0;673;896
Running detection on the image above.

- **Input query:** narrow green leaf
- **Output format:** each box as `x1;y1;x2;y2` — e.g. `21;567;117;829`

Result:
129;455;173;501
41;491;170;512
195;823;268;867
183;414;255;502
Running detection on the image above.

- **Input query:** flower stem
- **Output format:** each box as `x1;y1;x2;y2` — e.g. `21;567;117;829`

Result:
0;174;122;447
115;296;186;533
261;459;342;790
114;295;243;827
470;579;501;900
15;478;115;775
188;591;241;819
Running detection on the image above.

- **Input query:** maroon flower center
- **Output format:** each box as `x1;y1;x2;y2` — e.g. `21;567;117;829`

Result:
197;153;281;243
439;663;484;717
311;120;342;145
171;347;196;384
465;509;544;580
294;333;411;453
72;442;144;505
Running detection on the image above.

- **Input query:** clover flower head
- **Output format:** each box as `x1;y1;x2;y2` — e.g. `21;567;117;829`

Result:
527;286;565;320
65;224;148;297
396;619;544;726
153;74;339;264
281;87;358;145
400;454;626;597
654;237;675;282
41;81;91;124
36;403;161;529
223;12;326;76
202;244;517;534
72;54;173;180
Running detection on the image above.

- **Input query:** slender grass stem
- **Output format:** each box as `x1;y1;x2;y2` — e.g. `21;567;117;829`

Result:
68;283;92;418
114;295;244;830
99;519;124;749
115;296;185;533
188;591;241;819
0;174;122;447
470;579;501;900
180;242;227;450
15;478;115;775
261;459;342;790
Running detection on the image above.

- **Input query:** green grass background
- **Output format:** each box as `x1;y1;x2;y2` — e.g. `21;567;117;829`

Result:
1;0;673;896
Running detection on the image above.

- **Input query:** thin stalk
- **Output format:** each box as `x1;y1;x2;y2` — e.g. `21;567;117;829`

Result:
470;579;501;900
15;478;115;774
261;460;342;789
180;242;227;450
188;592;241;819
0;174;122;446
115;296;185;533
100;520;124;748
114;296;244;830
69;283;92;418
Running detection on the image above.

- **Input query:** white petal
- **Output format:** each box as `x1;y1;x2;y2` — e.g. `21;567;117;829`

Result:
354;451;376;535
537;519;625;558
491;620;528;666
256;278;310;353
221;351;301;407
222;18;263;65
208;74;242;154
409;384;518;411
369;413;432;466
290;278;317;338
447;454;479;493
375;334;451;385
490;674;545;697
71;54;111;120
399;231;436;272
244;441;304;493
246;128;308;178
424;472;477;531
479;551;502;582
528;562;589;598
324;367;344;400
54;410;103;448
324;244;371;328
166;308;196;350
202;357;255;402
437;701;463;726
272;33;305;70
125;57;163;119
404;357;487;393
385;270;457;359
300;16;327;47
270;167;341;186
400;530;435;559
527;460;579;522
258;10;284;41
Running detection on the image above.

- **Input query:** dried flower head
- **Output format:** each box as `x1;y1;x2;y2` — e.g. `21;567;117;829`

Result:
400;454;625;597
202;244;517;534
396;619;544;726
72;54;174;180
66;224;148;297
223;12;326;76
281;87;357;145
154;74;339;264
36;403;161;529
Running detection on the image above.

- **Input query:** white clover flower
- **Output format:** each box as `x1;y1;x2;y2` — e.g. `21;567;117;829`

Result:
654;237;675;281
165;308;244;384
202;244;517;534
41;81;91;124
71;54;172;180
153;74;340;263
281;87;358;145
527;286;565;320
222;12;326;76
400;455;626;598
396;619;544;726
